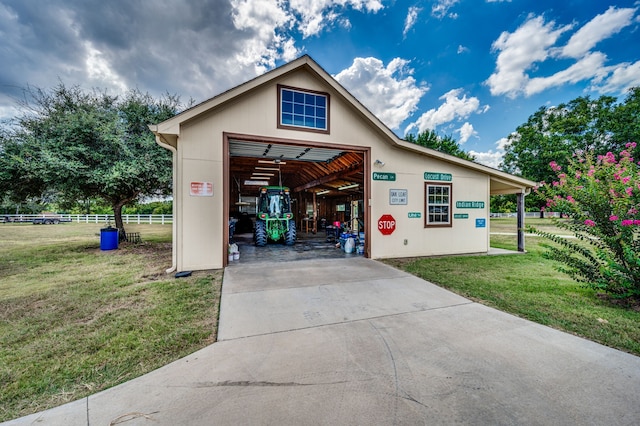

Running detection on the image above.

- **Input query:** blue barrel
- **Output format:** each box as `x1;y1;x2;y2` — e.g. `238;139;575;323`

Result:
100;227;119;250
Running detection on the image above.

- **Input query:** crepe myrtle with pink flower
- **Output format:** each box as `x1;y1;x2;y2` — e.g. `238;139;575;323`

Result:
529;143;640;299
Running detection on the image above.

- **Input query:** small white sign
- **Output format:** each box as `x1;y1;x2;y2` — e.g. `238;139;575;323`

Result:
190;181;213;197
389;189;408;205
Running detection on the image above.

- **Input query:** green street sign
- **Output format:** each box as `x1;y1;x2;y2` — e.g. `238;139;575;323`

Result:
456;201;485;209
453;213;469;219
373;172;396;181
408;212;421;218
424;172;452;181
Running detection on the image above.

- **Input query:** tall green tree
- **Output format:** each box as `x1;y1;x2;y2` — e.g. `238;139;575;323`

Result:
1;84;183;234
501;90;640;214
405;129;475;161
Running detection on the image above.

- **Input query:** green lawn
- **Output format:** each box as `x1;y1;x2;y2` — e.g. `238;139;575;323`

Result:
384;218;640;357
0;223;222;423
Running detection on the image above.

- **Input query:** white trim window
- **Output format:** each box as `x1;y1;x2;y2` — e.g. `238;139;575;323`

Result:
278;85;329;133
425;183;452;227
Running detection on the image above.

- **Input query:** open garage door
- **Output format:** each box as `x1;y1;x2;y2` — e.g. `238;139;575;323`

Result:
224;133;369;265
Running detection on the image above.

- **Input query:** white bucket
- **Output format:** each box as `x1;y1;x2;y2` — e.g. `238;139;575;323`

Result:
233;252;240;261
228;254;234;262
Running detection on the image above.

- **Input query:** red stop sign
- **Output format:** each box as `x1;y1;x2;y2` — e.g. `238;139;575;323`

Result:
378;214;396;235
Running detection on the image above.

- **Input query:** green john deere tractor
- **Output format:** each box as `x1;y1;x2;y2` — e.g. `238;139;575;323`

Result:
254;186;297;246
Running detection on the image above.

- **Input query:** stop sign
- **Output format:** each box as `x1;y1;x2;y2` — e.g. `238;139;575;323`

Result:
378;214;396;235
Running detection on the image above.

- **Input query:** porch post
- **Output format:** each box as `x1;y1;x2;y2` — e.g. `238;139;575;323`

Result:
517;191;525;252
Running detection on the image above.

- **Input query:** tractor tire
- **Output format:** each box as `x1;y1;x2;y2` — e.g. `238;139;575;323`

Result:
255;220;267;247
285;219;296;246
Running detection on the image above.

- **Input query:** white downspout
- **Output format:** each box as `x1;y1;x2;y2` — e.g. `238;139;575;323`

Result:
153;130;178;274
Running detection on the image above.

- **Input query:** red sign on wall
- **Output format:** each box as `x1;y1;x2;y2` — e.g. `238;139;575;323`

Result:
190;181;213;197
378;214;396;235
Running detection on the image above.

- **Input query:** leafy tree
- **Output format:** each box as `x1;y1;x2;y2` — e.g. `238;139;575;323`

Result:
405;129;475;161
1;84;183;235
501;90;640;215
530;144;640;299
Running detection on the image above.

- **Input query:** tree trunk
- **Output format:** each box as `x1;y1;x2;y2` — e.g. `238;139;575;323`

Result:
113;201;126;240
112;194;137;240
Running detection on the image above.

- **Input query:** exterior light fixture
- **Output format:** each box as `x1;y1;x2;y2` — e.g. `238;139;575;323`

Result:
374;159;385;167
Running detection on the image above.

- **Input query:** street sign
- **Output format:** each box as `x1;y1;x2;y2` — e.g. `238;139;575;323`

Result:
408;212;421;218
373;172;396;181
378;214;396;235
424;172;452;181
456;201;485;208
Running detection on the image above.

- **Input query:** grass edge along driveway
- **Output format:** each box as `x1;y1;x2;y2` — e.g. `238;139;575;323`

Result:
0;223;222;423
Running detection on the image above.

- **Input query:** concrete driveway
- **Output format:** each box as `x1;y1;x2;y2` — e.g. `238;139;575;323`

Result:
5;257;640;425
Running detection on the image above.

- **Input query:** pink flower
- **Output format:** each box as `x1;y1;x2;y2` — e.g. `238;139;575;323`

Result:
609;215;619;221
575;172;582;179
587;168;595;177
584;219;596;227
566;195;575;203
625;142;637;149
622;176;631;184
634;220;640;226
552;181;559;187
626;187;633;196
549;161;562;172
621;220;634;227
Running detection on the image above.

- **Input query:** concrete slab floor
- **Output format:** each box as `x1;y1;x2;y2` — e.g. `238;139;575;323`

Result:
228;231;361;265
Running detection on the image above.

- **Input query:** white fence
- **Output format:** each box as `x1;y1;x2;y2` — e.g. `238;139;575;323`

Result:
1;214;173;224
490;212;561;218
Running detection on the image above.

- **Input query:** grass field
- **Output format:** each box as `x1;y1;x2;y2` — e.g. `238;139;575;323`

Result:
0;223;222;422
385;218;640;357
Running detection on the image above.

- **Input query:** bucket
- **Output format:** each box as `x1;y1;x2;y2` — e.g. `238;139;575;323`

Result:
100;227;118;251
233;252;240;261
228;254;234;262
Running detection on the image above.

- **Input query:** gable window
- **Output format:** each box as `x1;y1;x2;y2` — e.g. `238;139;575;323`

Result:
425;183;452;227
278;85;329;133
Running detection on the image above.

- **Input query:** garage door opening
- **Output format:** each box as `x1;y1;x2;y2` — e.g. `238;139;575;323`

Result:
224;133;369;265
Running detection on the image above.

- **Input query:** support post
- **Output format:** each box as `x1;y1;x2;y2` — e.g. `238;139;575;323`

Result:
517;191;525;252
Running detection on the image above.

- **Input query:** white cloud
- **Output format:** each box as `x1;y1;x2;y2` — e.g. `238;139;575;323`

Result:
288;0;384;37
230;0;296;72
595;60;640;94
403;6;421;38
84;42;128;92
334;57;427;130
525;52;610;96
457;122;477;144
432;0;459;19
406;88;485;134
487;7;640;99
495;137;510;151
561;6;637;59
486;15;572;98
457;45;469;54
468;150;503;169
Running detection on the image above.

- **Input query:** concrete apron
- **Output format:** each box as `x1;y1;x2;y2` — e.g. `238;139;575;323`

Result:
6;258;640;425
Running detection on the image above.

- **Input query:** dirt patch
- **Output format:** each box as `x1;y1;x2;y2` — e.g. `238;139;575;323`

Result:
597;293;640;311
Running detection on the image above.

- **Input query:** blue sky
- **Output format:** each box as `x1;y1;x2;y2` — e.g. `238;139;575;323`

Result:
1;0;639;168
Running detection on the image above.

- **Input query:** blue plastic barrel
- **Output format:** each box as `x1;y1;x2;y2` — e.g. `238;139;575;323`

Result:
100;227;119;250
